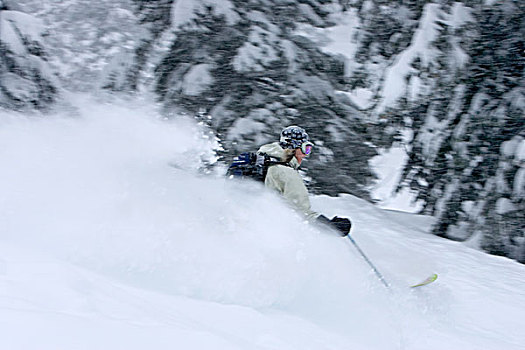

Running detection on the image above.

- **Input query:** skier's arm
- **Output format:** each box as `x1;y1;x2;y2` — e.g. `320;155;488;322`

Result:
265;166;319;221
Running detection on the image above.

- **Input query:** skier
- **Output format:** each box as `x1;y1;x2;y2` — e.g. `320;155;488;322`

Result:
257;125;351;236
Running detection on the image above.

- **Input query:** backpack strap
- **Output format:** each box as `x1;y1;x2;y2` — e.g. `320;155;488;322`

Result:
258;153;290;167
257;153;291;181
226;152;291;182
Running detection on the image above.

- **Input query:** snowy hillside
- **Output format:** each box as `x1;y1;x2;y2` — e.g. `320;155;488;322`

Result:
1;97;524;349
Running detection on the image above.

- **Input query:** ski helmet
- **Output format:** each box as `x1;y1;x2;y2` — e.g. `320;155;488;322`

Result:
279;125;310;150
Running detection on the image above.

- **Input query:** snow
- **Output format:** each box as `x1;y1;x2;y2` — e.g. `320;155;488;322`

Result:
233;25;280;73
295;7;360;77
515;168;525;197
171;0;239;29
228;109;271;145
516;139;525;162
450;2;473;28
448;2;472;70
499;130;524;198
298;3;324;27
407;75;423;102
182;64;214;96
369;145;424;213
1;95;524;350
16;0;143;91
0;72;38;101
337;88;374;110
281;39;299;73
375;3;442;115
496;198;516;214
0;10;45;55
371;2;475;115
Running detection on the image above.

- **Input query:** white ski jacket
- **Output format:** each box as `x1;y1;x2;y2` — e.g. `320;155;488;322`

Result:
257;142;319;221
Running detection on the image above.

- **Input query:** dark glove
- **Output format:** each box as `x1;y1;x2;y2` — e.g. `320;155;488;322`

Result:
316;215;352;237
329;216;352;236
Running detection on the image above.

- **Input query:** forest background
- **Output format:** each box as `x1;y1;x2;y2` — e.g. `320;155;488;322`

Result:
1;0;523;262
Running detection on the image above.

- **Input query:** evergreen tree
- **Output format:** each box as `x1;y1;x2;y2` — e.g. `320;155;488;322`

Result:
0;2;59;110
394;1;524;261
349;0;427;95
103;0;175;91
464;1;524;261
113;0;378;197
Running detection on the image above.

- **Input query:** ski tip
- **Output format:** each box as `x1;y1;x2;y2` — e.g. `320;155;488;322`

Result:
410;273;438;288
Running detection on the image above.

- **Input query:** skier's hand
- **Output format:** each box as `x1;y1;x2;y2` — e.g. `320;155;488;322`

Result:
315;215;352;237
329;216;351;237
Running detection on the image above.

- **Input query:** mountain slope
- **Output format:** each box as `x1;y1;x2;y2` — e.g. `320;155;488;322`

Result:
0;96;524;350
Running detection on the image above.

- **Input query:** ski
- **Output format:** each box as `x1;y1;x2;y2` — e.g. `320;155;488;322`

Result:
410;273;438;288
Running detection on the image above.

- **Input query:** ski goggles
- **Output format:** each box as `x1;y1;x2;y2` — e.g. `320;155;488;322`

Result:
301;142;314;156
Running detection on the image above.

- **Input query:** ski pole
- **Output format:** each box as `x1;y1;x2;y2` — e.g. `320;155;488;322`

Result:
346;234;390;289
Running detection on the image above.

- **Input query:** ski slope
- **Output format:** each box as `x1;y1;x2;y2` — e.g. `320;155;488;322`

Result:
1;96;524;350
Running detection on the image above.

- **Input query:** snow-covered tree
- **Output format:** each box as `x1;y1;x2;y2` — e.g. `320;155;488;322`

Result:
102;0;174;92
0;2;59;110
3;0;523;261
455;1;524;262
364;1;524;262
350;0;427;96
109;0;378;197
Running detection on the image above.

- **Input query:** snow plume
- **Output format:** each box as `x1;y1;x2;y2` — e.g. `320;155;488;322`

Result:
0;94;377;326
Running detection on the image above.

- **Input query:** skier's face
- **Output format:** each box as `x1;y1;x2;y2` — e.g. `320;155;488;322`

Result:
295;148;306;164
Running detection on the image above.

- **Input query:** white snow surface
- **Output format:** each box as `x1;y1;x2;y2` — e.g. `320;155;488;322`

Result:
1;95;524;349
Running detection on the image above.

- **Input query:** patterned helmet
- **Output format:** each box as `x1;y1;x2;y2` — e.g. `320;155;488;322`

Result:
279;125;310;149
